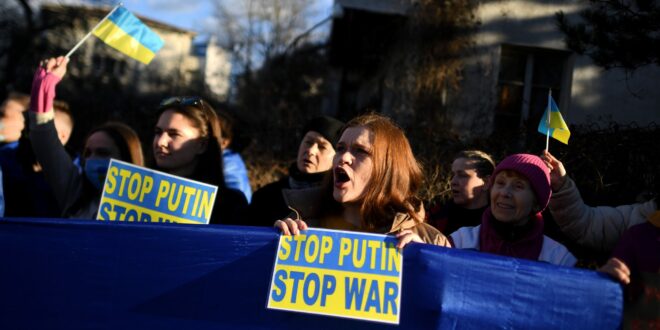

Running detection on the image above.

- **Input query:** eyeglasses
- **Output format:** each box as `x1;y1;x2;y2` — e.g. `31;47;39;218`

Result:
158;96;205;109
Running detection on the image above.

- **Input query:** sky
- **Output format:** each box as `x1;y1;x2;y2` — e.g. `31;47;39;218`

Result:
120;0;335;40
28;0;335;41
123;0;214;32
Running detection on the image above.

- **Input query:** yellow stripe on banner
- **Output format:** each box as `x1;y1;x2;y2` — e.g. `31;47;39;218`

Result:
268;264;400;324
98;197;204;224
93;19;156;64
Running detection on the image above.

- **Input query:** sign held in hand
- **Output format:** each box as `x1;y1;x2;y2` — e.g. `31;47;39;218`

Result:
96;159;218;224
268;228;403;324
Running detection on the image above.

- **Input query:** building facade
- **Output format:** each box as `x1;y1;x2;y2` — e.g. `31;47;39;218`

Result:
451;0;660;141
39;4;230;100
325;0;660;142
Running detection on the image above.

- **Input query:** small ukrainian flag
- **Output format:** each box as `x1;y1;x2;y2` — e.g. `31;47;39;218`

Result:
538;94;570;144
92;6;164;64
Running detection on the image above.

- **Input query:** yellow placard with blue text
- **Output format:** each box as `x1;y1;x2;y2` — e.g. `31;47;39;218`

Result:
96;159;218;224
267;228;403;324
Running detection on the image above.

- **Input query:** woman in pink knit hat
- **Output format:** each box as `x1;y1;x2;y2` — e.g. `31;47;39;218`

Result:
450;154;576;266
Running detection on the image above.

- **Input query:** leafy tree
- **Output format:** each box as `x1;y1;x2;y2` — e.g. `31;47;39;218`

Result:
556;0;660;71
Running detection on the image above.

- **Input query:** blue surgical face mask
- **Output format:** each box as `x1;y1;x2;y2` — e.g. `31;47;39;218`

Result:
84;158;111;191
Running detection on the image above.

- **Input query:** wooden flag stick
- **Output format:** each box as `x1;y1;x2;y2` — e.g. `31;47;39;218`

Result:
65;2;123;59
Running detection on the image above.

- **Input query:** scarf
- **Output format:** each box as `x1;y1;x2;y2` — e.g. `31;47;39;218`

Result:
479;207;545;261
287;163;328;190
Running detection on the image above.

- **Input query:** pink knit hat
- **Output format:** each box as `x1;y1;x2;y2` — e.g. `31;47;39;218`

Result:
491;154;552;211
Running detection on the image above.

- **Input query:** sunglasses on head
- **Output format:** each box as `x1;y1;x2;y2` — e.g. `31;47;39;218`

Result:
158;96;204;109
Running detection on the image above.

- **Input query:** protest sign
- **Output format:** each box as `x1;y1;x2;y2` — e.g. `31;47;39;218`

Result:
96;159;218;224
267;228;402;324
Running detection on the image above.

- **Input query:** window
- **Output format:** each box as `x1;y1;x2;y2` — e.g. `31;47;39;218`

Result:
494;45;572;142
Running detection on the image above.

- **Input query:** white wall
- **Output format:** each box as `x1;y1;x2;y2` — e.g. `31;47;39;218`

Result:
203;37;231;101
451;0;660;141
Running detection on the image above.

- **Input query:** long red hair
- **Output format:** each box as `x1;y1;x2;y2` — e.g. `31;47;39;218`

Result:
342;114;424;230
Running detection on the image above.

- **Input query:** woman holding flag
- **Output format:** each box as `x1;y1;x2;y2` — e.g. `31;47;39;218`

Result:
275;113;450;248
29;56;145;219
450;153;576;266
29;56;246;223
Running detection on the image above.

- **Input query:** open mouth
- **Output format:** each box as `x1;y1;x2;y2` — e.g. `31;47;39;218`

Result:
334;167;350;184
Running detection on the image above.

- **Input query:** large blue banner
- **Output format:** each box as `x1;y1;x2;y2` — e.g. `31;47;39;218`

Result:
0;218;622;329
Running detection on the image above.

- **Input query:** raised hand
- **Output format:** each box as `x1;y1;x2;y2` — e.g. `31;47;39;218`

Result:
44;56;68;79
31;56;68;114
541;150;567;192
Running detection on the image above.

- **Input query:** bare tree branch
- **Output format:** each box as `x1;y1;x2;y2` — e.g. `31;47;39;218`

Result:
209;0;316;74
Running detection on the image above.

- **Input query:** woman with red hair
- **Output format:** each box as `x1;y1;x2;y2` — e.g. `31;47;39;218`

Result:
276;113;449;248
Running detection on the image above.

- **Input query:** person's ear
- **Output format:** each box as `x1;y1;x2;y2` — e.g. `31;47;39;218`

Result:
220;137;230;150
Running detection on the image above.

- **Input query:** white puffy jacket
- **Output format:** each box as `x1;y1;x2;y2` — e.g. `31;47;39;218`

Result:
548;178;657;252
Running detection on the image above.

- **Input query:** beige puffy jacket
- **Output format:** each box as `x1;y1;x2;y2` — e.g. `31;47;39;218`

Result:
549;178;657;252
282;186;451;247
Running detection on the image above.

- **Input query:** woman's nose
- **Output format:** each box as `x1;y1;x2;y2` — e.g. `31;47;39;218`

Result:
338;150;353;164
156;133;169;147
500;185;513;197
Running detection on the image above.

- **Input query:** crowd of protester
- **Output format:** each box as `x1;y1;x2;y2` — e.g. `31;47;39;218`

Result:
0;56;658;322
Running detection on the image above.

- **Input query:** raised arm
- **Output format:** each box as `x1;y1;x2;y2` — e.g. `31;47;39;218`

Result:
543;150;656;251
29;57;83;212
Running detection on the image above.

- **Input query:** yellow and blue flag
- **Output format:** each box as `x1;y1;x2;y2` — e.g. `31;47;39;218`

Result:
92;7;164;64
538;94;570;144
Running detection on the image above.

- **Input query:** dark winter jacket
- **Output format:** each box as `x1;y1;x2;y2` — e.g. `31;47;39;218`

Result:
30;116;99;219
426;199;487;234
247;163;328;227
